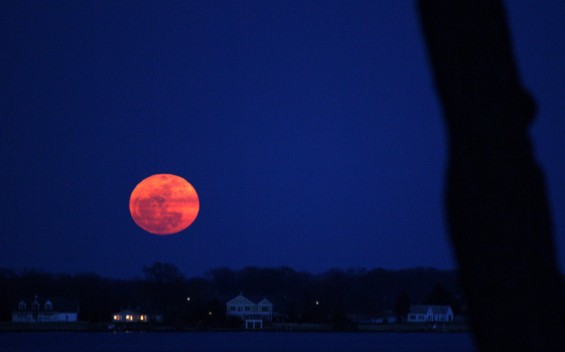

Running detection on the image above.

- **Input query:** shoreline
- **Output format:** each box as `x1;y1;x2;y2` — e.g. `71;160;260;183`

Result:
0;322;471;333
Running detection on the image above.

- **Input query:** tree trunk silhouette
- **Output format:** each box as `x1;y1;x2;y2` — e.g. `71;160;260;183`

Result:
418;1;565;350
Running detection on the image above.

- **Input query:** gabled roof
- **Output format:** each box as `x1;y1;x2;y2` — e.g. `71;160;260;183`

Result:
257;298;272;305
430;305;453;314
408;305;431;315
15;297;79;312
226;294;255;306
409;305;452;315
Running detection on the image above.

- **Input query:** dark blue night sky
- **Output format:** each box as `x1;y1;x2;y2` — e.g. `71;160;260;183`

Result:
1;1;564;278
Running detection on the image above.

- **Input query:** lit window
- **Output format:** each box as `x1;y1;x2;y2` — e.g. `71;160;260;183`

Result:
126;315;132;321
113;315;121;321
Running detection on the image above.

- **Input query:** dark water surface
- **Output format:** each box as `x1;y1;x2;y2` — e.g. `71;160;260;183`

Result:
0;332;476;352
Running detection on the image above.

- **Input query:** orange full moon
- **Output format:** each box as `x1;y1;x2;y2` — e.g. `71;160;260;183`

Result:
129;174;199;235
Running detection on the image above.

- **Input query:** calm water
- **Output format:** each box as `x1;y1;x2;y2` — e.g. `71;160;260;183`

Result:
0;332;476;352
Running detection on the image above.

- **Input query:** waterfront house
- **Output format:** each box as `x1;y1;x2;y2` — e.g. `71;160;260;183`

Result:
12;296;79;323
407;305;454;323
112;309;148;323
226;294;273;329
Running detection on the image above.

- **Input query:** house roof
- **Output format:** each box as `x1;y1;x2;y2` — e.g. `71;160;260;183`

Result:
226;294;255;306
430;305;453;314
226;294;272;306
408;305;431;314
257;298;272;305
409;305;452;315
15;297;79;312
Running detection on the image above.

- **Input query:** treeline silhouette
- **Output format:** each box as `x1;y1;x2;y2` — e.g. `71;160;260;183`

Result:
0;264;464;325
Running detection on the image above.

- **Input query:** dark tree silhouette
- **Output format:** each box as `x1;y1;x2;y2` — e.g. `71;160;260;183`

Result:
142;262;185;322
1;265;464;325
418;1;565;350
142;262;184;285
393;291;411;322
424;283;459;313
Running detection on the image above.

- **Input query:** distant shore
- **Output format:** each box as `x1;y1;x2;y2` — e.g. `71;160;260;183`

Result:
0;321;470;333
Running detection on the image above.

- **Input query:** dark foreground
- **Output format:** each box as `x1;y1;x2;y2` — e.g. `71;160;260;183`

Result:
0;331;476;352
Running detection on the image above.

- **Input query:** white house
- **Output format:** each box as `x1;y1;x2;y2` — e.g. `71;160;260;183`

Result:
226;294;273;329
407;305;454;323
12;297;79;323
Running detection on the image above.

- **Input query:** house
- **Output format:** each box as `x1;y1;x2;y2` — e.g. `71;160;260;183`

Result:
12;296;79;323
226;294;273;329
407;305;454;323
112;309;148;323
